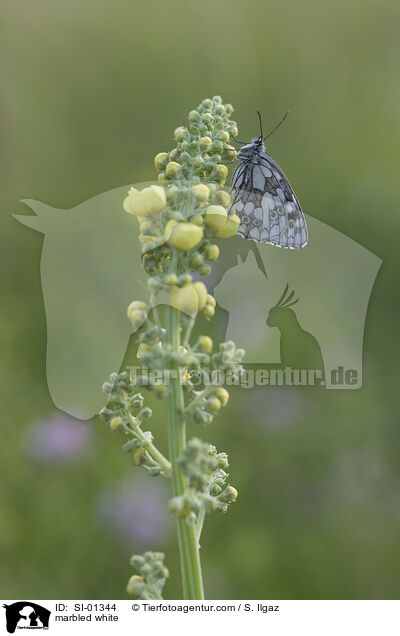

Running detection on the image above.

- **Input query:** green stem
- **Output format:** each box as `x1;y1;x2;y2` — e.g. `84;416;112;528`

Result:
127;415;172;475
166;303;205;600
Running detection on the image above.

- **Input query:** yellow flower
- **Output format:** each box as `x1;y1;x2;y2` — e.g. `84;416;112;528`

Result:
204;205;228;231
215;212;240;238
168;223;203;251
123;185;166;217
141;185;167;214
170;285;199;316
193;281;208;311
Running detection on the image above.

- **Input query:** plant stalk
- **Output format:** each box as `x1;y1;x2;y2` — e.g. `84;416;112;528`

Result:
166;303;204;600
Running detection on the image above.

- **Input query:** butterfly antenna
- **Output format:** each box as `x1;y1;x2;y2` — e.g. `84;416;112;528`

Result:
256;110;264;138
263;111;290;141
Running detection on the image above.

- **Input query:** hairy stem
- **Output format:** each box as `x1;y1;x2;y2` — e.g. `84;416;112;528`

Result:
166;302;204;600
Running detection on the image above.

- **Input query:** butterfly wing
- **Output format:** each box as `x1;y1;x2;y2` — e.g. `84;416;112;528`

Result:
230;153;308;249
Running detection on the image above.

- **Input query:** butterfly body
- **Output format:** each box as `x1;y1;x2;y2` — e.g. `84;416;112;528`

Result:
230;135;308;249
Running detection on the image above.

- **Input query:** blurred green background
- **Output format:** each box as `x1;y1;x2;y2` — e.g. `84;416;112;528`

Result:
1;0;400;599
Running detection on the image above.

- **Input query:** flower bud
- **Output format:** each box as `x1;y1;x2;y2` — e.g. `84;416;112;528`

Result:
168;223;203;251
154;152;168;171
127;301;147;329
179;272;193;286
217;130;230;143
126;575;143;597
202;98;213;110
204;244;219;261
220;486;238;502
193;155;204;169
169;148;181;161
138;406;152;419
215;190;231;208
206;294;216;308
214;164;228;182
165;273;179;286
189;110;201;123
215;212;240;238
192;214;204;226
190;252;203;268
202;112;213;125
137;343;151;358
193;281;208;311
198;335;213;353
191;184;210;202
133;447;147;465
199;265;212;276
154;384;167;397
110;416;123;432
174;126;187;142
204;205;228;231
202;304;215;318
165;161;181;179
223;146;237;161
215;387;229;406
199;136;212;151
212;140;224;153
178;141;190;154
208;397;221;412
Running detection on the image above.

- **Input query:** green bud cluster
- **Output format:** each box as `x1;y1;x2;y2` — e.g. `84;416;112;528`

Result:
100;371;143;427
178;438;228;491
155;96;237;185
100;371;171;477
127;551;169;600
168;438;237;524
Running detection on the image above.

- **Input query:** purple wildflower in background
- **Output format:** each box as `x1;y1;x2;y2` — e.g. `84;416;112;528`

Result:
23;413;92;462
96;475;171;546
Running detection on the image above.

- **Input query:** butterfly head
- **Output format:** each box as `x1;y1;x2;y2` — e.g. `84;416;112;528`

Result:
237;136;265;160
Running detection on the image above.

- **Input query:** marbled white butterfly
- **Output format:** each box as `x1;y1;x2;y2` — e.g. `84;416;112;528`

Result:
230;112;308;249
